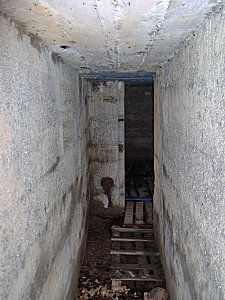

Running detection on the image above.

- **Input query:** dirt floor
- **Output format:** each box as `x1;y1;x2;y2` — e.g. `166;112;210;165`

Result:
75;201;144;300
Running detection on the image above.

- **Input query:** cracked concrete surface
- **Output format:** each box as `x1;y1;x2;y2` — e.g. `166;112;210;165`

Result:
0;0;222;73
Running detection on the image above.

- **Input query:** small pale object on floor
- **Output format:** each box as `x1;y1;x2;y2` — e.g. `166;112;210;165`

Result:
144;287;169;300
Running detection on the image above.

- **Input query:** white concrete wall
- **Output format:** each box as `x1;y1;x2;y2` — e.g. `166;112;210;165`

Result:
87;81;125;208
0;15;89;299
154;6;225;300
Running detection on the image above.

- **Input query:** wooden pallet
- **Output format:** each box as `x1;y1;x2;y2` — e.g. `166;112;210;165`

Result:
124;201;153;226
111;225;165;291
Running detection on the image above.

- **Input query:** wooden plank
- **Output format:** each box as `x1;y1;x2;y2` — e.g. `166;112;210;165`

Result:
145;201;152;211
112;226;153;233
124;201;134;225
111;237;153;242
111;263;165;282
136;238;150;281
135;201;144;224
123;224;153;229
111;274;165;282
111;232;121;266
123;232;135;289
112;230;120;238
110;250;159;256
138;256;149;271
110;263;163;270
145;202;153;224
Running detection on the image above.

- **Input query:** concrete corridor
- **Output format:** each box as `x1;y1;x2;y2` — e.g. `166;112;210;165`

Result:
0;1;224;299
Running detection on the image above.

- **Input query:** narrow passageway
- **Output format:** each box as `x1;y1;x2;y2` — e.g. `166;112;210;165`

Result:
75;80;164;299
0;1;224;300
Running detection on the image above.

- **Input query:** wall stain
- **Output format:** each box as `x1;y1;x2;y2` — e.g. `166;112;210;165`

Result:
11;19;42;53
46;156;60;174
91;81;100;92
13;20;26;41
180;251;198;300
119;144;124;153
30;174;88;299
163;164;168;179
62;192;66;211
91;80;107;92
51;52;64;65
27;32;42;54
103;96;117;103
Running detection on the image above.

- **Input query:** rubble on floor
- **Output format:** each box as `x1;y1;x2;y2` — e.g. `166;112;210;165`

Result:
75;192;169;299
74;201;143;299
144;287;169;300
125;161;154;199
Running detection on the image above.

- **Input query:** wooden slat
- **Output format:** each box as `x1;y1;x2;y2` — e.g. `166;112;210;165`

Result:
112;243;155;252
135;201;144;224
135;236;150;282
111;277;165;282
110;201;166;291
110;250;159;256
110;226;165;291
145;202;153;224
111;273;165;282
110;263;163;270
123;232;135;289
124;201;134;225
111;231;121;266
112;226;153;233
112;226;121;238
123;224;153;229
111;237;153;242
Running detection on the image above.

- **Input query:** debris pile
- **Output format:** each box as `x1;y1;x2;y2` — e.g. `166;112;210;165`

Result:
75;201;143;299
125;161;154;199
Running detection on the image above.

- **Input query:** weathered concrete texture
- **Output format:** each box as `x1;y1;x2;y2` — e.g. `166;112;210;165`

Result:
0;15;89;299
87;81;125;208
0;0;221;72
154;6;225;300
125;85;154;162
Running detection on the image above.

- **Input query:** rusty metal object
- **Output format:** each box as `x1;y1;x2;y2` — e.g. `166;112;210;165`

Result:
100;177;114;208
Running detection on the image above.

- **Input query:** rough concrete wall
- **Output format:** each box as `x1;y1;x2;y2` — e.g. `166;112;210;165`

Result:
0;15;89;300
87;81;125;208
125;85;154;162
154;6;225;300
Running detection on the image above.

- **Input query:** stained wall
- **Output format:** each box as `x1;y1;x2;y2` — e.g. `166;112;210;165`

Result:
0;15;89;299
154;7;225;300
87;81;125;209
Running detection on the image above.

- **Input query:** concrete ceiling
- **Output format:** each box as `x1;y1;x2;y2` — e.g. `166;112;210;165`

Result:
0;0;222;74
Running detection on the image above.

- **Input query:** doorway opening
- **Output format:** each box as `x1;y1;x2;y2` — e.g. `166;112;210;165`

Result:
125;82;154;202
